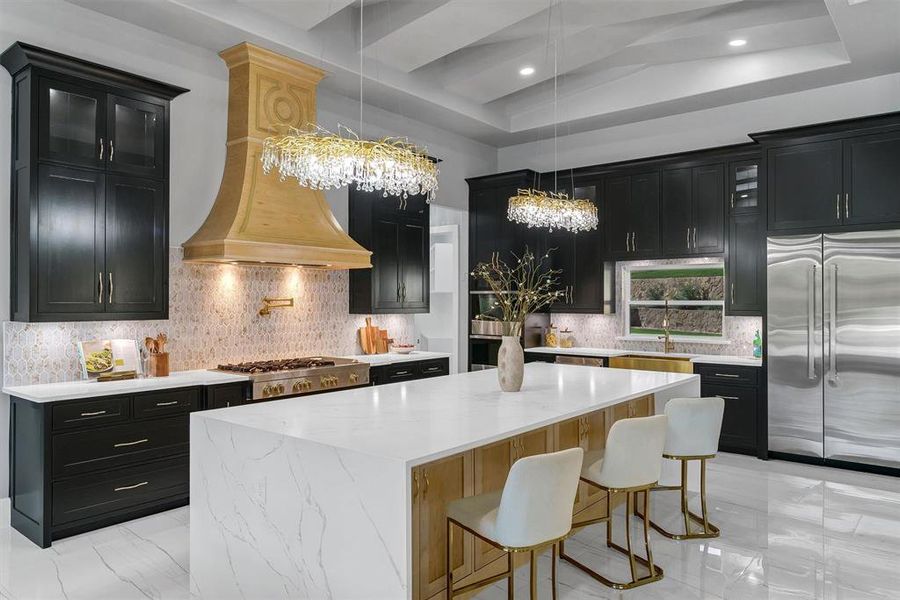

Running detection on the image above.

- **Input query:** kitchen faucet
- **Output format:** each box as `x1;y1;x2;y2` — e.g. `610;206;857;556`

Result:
658;298;675;354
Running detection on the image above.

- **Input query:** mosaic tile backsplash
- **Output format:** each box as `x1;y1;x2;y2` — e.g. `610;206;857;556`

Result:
2;249;416;386
550;257;763;357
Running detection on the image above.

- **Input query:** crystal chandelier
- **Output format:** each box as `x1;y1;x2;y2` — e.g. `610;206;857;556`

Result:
260;0;438;202
508;1;597;233
508;188;598;233
262;125;438;201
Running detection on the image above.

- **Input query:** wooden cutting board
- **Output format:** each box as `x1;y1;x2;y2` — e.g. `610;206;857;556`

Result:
376;329;389;354
358;317;381;354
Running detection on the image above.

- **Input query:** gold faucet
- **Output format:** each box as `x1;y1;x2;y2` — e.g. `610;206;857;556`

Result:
658;298;675;354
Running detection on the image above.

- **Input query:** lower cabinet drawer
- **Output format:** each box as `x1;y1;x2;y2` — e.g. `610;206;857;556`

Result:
418;359;449;378
134;388;200;419
52;396;130;431
704;383;758;455
384;364;418;382
52;417;189;478
52;457;188;526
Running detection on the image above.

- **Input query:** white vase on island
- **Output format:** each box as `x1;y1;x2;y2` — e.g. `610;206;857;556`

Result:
497;322;524;392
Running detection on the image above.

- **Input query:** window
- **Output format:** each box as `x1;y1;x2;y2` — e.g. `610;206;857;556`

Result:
624;264;725;339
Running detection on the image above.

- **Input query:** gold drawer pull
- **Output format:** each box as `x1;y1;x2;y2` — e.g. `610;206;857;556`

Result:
155;401;179;407
714;373;740;378
114;438;149;448
114;481;148;492
80;410;107;417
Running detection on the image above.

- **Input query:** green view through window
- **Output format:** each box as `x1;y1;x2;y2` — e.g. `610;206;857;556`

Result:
625;265;725;338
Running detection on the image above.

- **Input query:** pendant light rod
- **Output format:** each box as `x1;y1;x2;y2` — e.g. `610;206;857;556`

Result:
359;0;364;136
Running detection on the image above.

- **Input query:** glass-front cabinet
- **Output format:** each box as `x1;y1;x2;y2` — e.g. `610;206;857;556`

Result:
37;77;166;179
728;159;759;214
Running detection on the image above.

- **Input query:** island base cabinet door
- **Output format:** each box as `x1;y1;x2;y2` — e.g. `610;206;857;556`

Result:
472;439;512;571
515;427;554;461
415;454;474;600
555;418;586;514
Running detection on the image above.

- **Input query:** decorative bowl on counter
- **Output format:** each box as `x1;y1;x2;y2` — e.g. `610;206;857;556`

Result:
392;344;416;354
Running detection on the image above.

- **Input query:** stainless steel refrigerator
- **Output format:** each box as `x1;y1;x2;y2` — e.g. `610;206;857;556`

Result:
767;230;900;469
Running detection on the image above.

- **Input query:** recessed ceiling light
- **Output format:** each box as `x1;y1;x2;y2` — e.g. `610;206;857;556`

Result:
519;66;535;76
729;39;747;47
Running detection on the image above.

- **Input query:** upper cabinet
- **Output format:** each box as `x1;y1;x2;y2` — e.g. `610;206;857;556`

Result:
661;164;725;257
729;159;759;215
349;190;430;314
2;42;186;322
605;170;660;258
761;118;900;231
467;171;543;291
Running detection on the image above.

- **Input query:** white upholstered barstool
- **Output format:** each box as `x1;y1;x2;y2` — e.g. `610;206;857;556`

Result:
560;414;668;590
446;447;584;600
636;396;724;540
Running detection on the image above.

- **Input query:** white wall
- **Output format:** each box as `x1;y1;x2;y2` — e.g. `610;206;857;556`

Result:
498;72;900;172
0;0;496;498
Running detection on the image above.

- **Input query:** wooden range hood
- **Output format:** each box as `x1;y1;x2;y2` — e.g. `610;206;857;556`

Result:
182;43;372;269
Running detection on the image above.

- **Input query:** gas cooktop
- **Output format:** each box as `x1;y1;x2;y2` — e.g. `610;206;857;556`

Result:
216;357;337;373
214;356;369;399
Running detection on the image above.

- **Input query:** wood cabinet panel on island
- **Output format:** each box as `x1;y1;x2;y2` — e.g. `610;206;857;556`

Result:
410;395;653;600
2;42;186;322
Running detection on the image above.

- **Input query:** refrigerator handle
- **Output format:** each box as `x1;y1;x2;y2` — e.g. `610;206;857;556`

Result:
829;264;839;382
807;264;817;380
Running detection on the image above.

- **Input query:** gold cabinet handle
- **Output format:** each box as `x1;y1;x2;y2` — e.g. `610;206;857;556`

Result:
413;472;419;498
98;272;103;303
423;472;430;494
114;481;148;492
114;438;149;448
108;272;113;303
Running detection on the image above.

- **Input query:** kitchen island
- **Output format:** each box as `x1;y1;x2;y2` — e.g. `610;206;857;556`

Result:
189;363;699;600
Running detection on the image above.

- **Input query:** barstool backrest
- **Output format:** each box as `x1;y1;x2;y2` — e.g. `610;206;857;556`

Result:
663;397;725;457
595;414;667;490
494;447;584;549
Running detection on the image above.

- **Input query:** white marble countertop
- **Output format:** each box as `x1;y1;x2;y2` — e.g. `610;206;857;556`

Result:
342;350;451;366
3;370;249;403
194;363;698;467
525;346;762;367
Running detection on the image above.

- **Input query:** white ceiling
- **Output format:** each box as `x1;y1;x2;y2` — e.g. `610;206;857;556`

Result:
66;0;900;146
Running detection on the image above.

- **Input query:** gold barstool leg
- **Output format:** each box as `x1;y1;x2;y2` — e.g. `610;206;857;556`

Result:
642;488;656;578
640;456;721;540
551;543;559;600
560;485;664;590
529;549;538;600
508;551;515;600
446;519;454;599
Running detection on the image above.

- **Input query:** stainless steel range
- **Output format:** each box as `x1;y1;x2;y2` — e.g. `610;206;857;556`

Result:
215;357;369;400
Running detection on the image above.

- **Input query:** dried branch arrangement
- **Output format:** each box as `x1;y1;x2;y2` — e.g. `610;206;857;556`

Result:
471;248;564;335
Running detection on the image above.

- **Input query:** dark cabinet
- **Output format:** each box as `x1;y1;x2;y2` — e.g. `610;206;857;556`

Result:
107;94;167;179
767;140;842;230
765;124;900;231
546;183;608;313
467;170;542;291
661;164;724;257
2;43;186;322
35;164;106;316
605;171;660;258
727;213;763;315
105;176;167;316
843;130;900;225
728;159;759;214
349;189;430;314
369;357;450;385
695;363;760;456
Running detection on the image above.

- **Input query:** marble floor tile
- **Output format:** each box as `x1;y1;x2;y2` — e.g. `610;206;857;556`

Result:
0;453;898;599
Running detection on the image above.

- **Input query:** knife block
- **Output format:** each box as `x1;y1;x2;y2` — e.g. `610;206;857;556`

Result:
149;352;170;377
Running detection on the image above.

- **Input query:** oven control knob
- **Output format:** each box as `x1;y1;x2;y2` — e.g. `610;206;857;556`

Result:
276;383;285;394
349;373;359;384
262;384;272;397
292;378;310;393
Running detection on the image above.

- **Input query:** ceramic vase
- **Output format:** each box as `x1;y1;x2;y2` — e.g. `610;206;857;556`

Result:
497;322;524;392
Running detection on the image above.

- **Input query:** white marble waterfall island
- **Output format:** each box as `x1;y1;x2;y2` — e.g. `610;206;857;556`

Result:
189;363;699;600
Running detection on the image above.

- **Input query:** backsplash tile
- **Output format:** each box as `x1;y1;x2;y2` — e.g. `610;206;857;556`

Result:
2;249;415;386
550;257;762;357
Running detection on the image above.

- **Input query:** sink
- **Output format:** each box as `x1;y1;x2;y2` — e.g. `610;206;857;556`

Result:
609;354;694;374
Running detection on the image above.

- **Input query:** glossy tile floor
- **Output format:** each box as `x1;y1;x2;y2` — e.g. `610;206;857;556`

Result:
1;453;899;599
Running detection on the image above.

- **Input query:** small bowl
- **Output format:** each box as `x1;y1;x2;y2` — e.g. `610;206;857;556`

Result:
392;345;416;355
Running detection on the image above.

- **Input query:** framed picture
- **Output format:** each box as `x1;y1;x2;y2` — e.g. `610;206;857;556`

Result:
77;339;143;380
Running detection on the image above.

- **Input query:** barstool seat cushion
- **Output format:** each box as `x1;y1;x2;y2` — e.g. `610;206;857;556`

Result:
582;415;668;490
447;491;503;541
